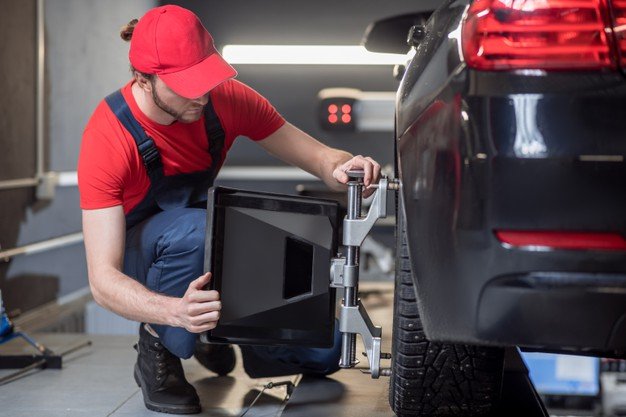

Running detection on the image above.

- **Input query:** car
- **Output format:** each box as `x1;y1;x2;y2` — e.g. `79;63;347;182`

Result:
363;1;626;415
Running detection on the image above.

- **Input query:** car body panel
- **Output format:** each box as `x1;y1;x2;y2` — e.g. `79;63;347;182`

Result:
396;0;626;355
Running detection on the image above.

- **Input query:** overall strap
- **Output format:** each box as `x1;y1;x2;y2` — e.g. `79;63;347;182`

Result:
104;90;164;184
203;98;225;180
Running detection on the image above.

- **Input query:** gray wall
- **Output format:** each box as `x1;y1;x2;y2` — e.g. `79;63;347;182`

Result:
1;0;156;313
47;0;157;173
1;0;439;313
0;0;39;312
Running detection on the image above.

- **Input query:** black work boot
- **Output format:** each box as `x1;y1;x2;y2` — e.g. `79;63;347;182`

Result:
134;324;201;414
193;339;236;376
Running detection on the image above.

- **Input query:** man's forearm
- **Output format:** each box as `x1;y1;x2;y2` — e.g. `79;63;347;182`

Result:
90;266;179;327
255;122;380;192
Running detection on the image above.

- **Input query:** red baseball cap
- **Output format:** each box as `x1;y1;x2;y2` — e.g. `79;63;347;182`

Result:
129;5;237;99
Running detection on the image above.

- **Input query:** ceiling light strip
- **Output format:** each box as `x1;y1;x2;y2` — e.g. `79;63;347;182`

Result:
222;45;411;65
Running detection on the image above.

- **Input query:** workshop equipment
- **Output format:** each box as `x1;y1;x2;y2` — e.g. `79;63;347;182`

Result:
202;187;340;348
330;170;399;378
601;359;626;417
240;380;295;417
0;290;91;385
0;291;12;338
329;174;551;415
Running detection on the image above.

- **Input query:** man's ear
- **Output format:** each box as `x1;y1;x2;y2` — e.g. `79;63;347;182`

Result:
134;72;153;93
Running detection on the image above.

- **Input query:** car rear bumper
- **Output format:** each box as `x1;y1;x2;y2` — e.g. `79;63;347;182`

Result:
477;271;626;351
409;221;626;354
398;83;626;355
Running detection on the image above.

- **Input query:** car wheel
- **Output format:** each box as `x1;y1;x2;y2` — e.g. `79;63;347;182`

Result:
389;210;505;416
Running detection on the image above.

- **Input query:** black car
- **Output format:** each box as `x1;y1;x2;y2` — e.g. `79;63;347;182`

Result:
364;1;626;415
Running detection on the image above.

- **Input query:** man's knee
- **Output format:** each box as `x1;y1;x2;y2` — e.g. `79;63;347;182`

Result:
146;209;207;295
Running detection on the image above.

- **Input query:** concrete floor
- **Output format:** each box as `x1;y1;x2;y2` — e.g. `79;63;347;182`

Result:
0;283;395;417
0;333;302;417
283;283;395;417
0;282;598;417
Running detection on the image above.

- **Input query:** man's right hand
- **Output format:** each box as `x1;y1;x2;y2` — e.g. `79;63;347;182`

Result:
172;272;222;333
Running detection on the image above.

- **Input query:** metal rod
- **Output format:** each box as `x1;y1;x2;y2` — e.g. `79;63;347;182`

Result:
51;167;319;188
0;232;83;261
18;332;54;356
340;179;363;367
37;0;45;179
350;182;362;363
0;158;324;194
58;340;92;357
0;358;47;386
0;340;91;387
0;178;40;191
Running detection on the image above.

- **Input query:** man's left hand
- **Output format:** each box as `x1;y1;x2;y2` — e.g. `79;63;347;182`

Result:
332;155;381;198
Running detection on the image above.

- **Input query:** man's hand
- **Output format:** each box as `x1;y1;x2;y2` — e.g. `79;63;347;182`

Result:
172;272;221;333
332;155;382;197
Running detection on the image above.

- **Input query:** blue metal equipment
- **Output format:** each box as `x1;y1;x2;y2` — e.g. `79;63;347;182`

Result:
0;290;91;385
0;293;13;339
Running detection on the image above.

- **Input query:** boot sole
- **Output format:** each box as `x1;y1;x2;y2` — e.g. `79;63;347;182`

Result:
134;363;201;414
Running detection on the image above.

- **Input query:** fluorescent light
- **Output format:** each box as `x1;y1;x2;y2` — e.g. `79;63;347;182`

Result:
222;45;413;65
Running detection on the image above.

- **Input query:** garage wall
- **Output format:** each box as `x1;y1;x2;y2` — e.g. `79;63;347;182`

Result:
0;0;39;313
1;0;156;314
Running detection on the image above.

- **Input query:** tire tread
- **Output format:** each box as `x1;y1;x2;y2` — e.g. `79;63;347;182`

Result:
389;211;504;417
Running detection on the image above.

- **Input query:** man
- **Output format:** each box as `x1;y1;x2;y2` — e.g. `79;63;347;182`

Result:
78;5;381;415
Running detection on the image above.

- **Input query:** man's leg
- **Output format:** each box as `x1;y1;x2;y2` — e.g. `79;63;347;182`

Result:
125;207;237;372
124;207;210;414
124;207;208;357
132;323;200;414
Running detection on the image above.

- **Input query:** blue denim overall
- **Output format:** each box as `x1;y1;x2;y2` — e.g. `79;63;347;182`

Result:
104;90;340;377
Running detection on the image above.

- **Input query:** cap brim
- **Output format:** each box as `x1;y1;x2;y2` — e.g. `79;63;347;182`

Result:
159;52;237;99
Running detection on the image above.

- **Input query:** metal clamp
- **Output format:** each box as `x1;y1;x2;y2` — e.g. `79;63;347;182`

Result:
339;302;384;377
343;177;388;247
330;257;346;288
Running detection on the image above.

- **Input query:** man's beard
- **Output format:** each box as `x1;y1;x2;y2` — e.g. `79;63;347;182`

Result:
151;81;203;122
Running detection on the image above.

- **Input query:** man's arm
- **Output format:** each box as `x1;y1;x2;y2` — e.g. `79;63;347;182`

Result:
257;122;381;195
82;206;221;333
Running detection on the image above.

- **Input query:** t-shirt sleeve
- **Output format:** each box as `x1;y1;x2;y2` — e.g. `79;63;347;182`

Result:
78;126;128;210
217;79;286;143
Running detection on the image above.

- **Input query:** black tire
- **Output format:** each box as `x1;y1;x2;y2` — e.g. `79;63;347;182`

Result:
389;211;505;417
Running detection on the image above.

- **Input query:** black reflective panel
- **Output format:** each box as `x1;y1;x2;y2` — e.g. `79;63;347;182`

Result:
284;237;314;300
201;187;339;347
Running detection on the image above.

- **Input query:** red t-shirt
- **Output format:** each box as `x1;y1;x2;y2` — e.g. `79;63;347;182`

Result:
78;79;285;214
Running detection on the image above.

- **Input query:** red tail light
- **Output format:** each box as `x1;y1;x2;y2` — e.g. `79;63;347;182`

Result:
611;0;626;66
495;230;626;250
462;0;617;70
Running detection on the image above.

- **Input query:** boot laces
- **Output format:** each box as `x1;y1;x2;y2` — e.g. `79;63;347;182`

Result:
151;341;180;382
